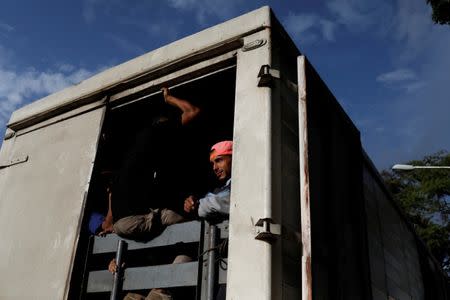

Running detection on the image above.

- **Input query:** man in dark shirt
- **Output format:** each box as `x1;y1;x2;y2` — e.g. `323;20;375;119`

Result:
106;87;206;239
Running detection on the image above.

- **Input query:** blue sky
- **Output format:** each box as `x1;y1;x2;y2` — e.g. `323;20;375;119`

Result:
0;0;449;170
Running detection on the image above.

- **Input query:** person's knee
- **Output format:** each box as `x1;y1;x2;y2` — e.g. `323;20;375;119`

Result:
113;215;144;237
112;219;127;236
113;211;166;240
124;292;147;300
160;209;184;226
172;255;192;264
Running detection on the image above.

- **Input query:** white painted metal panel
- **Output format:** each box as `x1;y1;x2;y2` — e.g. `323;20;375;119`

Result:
0;107;105;299
8;6;271;128
227;28;273;300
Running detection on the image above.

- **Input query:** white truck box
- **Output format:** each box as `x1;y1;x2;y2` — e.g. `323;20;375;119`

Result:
0;6;447;300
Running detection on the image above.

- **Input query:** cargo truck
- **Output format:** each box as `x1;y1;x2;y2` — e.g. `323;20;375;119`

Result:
0;6;447;300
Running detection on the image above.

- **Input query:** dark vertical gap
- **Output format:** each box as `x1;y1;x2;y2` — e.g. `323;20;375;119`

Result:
271;17;302;299
195;221;206;300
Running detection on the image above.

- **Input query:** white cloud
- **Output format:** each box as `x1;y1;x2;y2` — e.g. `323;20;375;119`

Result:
326;0;395;33
0;22;14;33
325;0;435;62
0;45;13;67
397;36;450;155
276;0;449;169
404;81;427;93
166;0;241;24
376;68;429;93
392;0;434;61
117;17;182;41
83;0;240;26
376;68;417;83
82;0;98;23
168;0;198;10
105;34;145;55
57;63;76;73
82;0;119;24
319;19;336;41
366;34;450;168
327;0;369;28
283;13;337;44
0;64;97;127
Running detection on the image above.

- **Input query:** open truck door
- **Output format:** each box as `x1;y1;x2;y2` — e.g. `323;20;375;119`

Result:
0;100;106;299
297;55;372;300
298;55;313;300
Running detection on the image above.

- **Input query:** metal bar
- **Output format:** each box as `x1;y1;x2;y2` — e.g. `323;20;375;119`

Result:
218;259;227;284
111;64;236;110
110;240;127;300
88;262;199;293
207;225;218;300
412;166;450;169
79;235;94;300
200;225;209;300
93;221;201;254
392;164;450;170
196;221;206;300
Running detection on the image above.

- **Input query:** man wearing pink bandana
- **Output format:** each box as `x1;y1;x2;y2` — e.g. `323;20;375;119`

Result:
184;140;232;220
111;141;233;300
112;140;233;240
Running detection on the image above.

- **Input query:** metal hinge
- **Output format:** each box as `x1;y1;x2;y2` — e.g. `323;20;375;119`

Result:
257;65;280;87
257;65;298;92
254;218;302;246
0;155;29;169
254;218;281;243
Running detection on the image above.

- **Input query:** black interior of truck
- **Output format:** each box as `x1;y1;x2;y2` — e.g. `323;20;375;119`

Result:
68;67;236;299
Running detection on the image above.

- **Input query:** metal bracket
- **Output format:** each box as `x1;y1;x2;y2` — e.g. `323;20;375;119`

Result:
257;65;280;87
254;218;281;243
0;155;29;169
257;64;299;93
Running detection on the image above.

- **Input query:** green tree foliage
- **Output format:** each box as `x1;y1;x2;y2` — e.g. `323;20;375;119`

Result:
426;0;450;25
381;151;450;273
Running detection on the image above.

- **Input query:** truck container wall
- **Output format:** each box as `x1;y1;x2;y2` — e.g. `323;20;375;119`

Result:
0;6;447;300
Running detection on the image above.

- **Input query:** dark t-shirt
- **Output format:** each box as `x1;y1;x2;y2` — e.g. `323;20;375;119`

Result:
111;110;211;221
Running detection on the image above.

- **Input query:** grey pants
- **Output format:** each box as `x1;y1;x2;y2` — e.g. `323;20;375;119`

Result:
113;208;185;240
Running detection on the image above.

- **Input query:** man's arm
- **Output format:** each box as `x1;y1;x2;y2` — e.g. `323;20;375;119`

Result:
98;190;114;236
161;87;200;125
197;183;231;218
184;191;230;219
